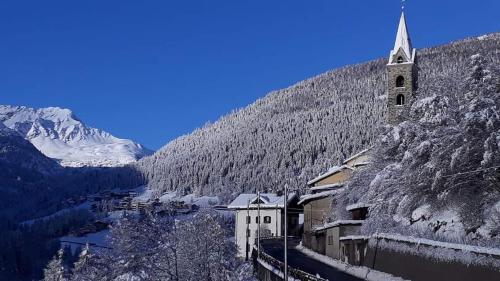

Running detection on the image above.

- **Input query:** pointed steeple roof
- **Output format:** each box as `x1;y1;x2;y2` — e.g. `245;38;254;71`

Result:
392;12;413;61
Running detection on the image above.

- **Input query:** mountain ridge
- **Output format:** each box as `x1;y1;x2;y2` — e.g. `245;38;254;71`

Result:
0;105;153;167
132;33;500;200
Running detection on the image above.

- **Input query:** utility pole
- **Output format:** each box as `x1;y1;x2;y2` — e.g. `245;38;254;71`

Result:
245;198;250;261
275;204;278;237
284;184;288;281
257;190;261;260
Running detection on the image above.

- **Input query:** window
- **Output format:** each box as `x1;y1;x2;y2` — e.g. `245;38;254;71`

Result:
246;228;250;237
246;216;251;224
264;216;271;224
397;56;404;63
328;235;333;245
396;76;405;88
396;94;405;106
255;216;260;224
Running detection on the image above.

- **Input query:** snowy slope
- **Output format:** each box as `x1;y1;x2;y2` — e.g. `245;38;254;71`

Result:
0;105;152;167
339;37;500;244
134;33;500;199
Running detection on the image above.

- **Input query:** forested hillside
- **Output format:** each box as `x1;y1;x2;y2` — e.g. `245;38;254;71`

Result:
134;33;500;200
338;35;500;244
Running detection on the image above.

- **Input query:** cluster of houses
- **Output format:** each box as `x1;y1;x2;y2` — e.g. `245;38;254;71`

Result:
228;10;420;267
66;191;201;237
227;9;422;279
228;148;372;264
301;148;371;265
86;190;198;216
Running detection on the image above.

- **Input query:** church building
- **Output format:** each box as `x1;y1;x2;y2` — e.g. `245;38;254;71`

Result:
387;11;417;124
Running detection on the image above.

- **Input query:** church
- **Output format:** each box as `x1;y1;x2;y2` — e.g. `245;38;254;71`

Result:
387;11;417;124
239;9;423;281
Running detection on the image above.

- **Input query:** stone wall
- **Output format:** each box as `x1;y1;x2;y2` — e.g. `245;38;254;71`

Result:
363;236;500;281
387;60;415;124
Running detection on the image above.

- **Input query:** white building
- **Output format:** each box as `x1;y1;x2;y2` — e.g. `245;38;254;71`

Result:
228;193;300;258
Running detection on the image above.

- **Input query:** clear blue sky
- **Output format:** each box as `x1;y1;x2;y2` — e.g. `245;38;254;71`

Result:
0;0;498;150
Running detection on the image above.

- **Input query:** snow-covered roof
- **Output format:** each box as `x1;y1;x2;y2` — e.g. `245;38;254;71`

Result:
309;183;344;193
346;202;372;212
228;192;296;209
352;162;371;168
298;188;345;206
339;235;370;241
342;148;371;165
307;165;353;186
391;12;413;62
313;220;363;232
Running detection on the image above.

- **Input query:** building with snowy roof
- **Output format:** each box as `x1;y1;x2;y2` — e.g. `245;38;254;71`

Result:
299;148;371;257
228;192;302;258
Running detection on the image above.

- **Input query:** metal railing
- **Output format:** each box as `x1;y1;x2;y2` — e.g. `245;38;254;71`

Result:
255;240;327;281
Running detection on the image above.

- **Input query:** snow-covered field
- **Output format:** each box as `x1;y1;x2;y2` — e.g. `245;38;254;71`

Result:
60;230;110;254
135;186;220;207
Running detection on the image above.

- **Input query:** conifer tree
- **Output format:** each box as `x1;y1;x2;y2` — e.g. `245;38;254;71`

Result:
43;249;67;281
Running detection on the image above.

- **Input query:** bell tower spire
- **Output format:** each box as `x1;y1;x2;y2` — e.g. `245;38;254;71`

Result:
387;6;417;124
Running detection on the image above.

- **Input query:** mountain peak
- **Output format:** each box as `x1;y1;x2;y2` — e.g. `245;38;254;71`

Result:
0;105;153;167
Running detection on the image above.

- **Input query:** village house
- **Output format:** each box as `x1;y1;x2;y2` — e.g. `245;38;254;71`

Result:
228;192;302;259
299;148;371;257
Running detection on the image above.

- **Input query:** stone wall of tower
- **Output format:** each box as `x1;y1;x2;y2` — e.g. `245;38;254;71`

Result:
387;62;415;124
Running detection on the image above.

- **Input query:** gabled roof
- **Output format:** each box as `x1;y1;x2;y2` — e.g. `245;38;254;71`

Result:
227;192;297;209
342;148;371;166
346;202;372;212
309;183;344;193
298;188;345;206
313;220;363;232
307;165;353;186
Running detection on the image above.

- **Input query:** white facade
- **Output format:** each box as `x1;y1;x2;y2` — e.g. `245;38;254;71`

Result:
228;193;294;258
234;208;283;258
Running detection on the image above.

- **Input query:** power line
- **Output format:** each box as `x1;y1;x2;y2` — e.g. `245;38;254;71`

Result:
60;240;112;250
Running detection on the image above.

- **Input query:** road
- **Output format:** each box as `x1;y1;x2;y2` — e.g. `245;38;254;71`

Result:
259;238;363;281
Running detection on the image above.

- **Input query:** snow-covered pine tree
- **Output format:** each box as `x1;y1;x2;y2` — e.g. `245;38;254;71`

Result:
131;34;499;202
339;52;500;245
70;244;110;281
43;249;68;281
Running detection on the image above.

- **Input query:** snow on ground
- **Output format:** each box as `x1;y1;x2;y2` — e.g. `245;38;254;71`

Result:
372;233;500;268
131;186;153;203
180;194;219;207
133;186;219;207
296;244;408;281
159;191;178;203
407;206;466;242
256;258;301;281
60;230;110;254
22;201;92;225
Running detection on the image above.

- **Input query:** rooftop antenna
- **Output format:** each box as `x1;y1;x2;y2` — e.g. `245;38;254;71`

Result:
401;0;406;11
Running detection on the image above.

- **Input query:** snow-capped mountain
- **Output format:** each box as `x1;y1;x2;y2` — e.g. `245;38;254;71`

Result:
0;105;152;167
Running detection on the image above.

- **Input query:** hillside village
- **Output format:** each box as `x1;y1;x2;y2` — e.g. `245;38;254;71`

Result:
226;11;500;281
36;9;500;281
1;3;499;281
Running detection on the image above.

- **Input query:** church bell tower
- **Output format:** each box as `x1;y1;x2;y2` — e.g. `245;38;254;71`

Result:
387;11;417;124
